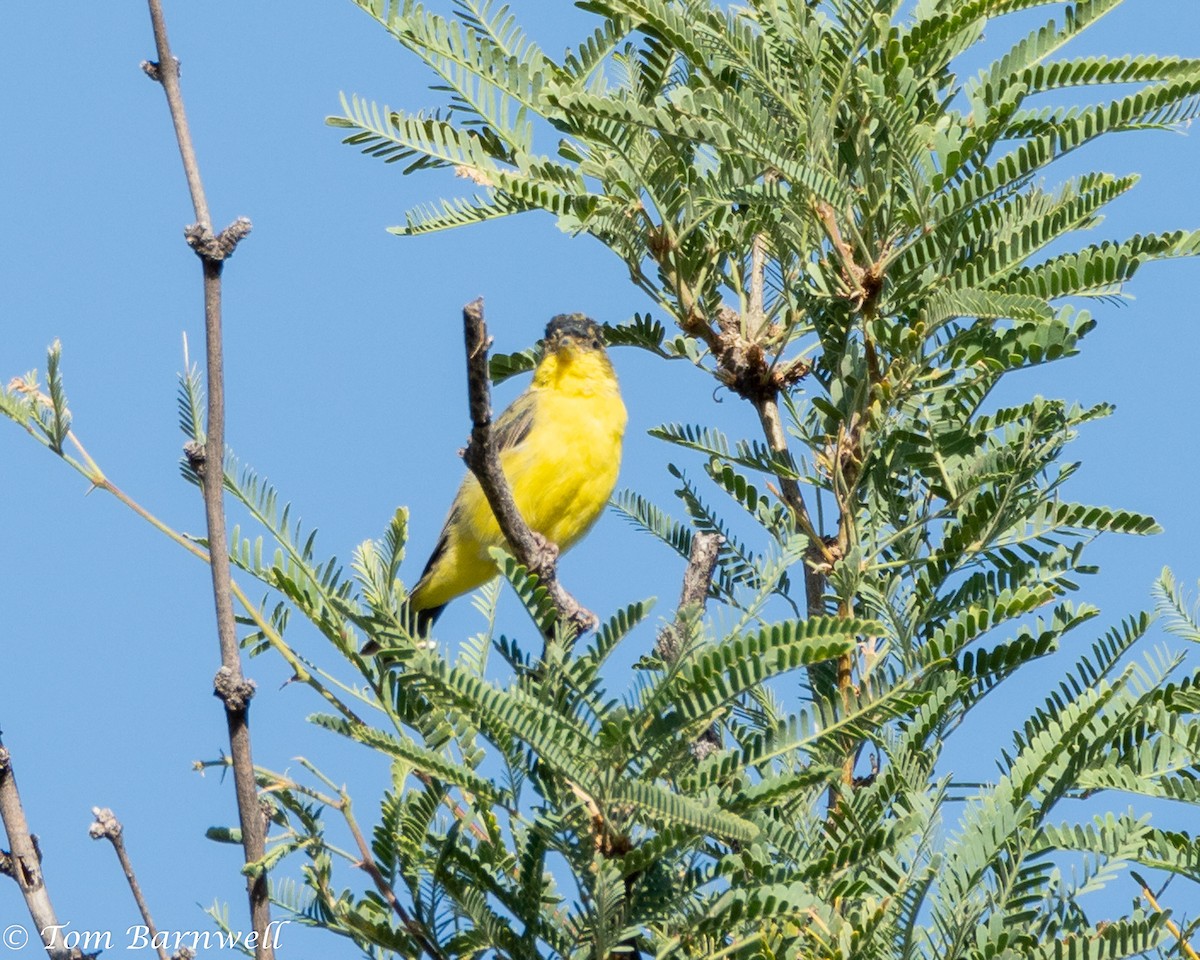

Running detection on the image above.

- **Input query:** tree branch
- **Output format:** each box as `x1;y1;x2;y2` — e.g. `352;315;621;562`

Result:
752;395;832;618
340;793;450;960
459;298;597;635
747;232;768;340
89;809;169;960
142;3;272;954
1134;870;1199;960
0;738;76;960
656;531;725;760
656;531;723;664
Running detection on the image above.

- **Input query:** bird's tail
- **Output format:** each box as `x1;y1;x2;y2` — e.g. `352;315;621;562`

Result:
361;603;445;657
413;603;445;636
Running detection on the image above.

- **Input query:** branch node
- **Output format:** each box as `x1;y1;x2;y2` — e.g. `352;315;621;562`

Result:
213;667;257;712
184;218;252;263
88;806;122;842
689;735;720;761
141;54;179;83
183;440;206;477
218;217;253;255
258;797;276;832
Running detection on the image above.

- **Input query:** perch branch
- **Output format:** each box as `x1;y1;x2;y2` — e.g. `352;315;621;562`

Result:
142;2;272;954
0;738;76;960
89;809;169;960
459;298;597;635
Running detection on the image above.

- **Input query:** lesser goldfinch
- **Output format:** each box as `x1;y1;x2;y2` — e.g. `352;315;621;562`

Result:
409;314;627;631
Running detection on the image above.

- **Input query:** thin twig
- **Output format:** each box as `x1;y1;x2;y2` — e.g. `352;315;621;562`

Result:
89;809;169;960
142;3;272;954
0;738;76;960
142;3;207;228
459;297;597;635
341;792;450;960
1133;872;1199;960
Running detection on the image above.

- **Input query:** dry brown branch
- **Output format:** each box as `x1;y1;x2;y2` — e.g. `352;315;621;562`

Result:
656;531;726;760
459;297;597;636
656;531;724;664
0;739;78;960
141;2;272;953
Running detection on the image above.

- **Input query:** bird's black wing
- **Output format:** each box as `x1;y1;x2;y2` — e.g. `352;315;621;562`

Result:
492;389;537;452
408;390;538;633
413;391;536;586
418;505;459;580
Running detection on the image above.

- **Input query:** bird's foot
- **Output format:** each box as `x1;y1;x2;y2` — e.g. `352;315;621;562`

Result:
528;531;560;577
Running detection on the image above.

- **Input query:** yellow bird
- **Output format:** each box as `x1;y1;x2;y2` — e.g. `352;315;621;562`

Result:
409;314;627;631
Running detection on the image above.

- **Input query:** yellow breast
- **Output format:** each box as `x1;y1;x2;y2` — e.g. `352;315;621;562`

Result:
504;348;626;548
410;345;626;612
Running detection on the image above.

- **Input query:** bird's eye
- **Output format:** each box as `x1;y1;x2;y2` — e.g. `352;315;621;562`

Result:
591;338;601;349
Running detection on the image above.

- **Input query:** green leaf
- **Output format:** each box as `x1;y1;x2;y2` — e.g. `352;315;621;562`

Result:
611;778;758;842
310;713;502;801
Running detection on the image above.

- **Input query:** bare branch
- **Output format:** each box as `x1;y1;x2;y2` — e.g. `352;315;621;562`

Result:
656;531;724;664
459;297;597;635
747;232;768;339
655;532;725;759
753;395;832;618
340;794;450;960
0;739;77;960
142;2;271;954
89;808;169;960
141;2;207;229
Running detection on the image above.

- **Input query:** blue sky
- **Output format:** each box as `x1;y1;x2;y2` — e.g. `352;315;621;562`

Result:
2;1;1200;954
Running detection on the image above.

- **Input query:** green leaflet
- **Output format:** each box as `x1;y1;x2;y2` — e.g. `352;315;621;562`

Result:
611;778;758;842
310;713;503;802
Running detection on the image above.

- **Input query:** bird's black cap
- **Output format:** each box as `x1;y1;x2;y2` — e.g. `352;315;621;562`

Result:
545;313;603;343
